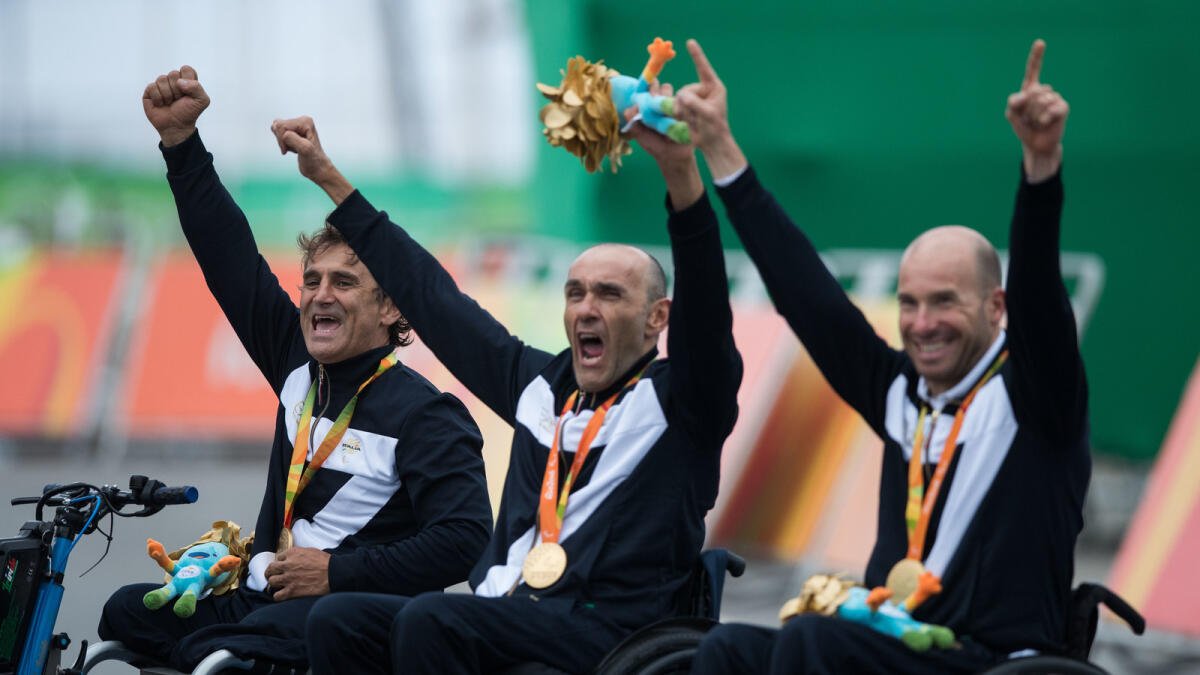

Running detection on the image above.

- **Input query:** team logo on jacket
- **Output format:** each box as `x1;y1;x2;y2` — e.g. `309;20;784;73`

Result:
340;434;362;462
293;401;304;423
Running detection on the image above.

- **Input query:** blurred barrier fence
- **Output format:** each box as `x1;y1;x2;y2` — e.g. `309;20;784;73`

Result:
1109;356;1200;638
0;237;1106;544
0;250;124;436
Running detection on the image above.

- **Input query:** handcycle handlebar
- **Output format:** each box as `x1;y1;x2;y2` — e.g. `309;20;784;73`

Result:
9;475;199;523
147;485;199;505
5;475;198;675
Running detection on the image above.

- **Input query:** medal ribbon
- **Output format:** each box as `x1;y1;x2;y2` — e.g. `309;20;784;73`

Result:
904;350;1008;561
283;350;400;528
537;368;646;543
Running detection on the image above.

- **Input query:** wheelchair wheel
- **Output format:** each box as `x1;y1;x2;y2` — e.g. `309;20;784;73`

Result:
592;618;715;675
980;654;1109;674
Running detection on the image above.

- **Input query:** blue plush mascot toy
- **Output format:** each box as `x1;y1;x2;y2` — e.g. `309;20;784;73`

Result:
538;37;690;172
142;538;242;618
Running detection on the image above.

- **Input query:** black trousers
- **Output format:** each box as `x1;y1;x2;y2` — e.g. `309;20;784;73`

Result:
691;615;1001;675
97;582;320;671
306;591;628;675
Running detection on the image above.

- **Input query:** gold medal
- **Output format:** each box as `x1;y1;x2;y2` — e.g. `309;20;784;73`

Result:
522;541;567;589
886;558;925;603
276;527;294;553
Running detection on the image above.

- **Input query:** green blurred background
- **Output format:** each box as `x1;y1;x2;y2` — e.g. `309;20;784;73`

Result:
524;0;1198;461
0;0;1195;462
1;3;1197;666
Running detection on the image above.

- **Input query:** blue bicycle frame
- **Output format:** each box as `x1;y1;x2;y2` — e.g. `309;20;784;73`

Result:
17;534;71;675
16;495;100;675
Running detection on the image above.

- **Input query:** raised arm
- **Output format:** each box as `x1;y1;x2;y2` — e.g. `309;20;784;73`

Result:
1002;40;1086;442
1005;39;1068;183
625;84;742;444
673;41;903;426
144;67;303;390
271;117;554;423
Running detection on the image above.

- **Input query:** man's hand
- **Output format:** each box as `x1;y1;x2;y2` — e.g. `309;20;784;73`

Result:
142;66;209;148
624;83;694;165
624;82;704;210
264;546;331;601
270;116;355;205
1005;39;1069;182
674;40;747;182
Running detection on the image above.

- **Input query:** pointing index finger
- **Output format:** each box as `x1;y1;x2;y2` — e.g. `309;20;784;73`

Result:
687;39;720;86
1022;39;1045;91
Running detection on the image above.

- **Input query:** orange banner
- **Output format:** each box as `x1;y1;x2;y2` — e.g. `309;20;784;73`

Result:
121;252;301;439
1109;357;1200;636
709;300;899;567
0;251;122;436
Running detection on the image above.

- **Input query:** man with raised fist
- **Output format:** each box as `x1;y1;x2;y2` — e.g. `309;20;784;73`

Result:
95;66;493;672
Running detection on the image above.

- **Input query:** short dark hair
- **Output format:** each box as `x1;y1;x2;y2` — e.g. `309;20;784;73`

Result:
645;251;667;302
297;224;413;347
975;241;1002;293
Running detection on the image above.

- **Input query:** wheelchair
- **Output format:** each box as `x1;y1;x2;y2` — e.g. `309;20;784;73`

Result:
81;549;747;675
979;582;1145;675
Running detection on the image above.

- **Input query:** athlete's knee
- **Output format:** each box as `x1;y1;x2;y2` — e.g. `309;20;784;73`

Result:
390;593;453;644
97;583;159;640
693;623;770;675
102;583;159;618
697;622;741;654
306;594;362;644
779;613;835;647
773;614;841;668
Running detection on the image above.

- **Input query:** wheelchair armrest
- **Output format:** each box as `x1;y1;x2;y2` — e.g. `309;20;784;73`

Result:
1080;583;1145;635
192;649;256;675
83;640;163;673
700;549;746;583
693;548;747;620
1065;582;1145;660
724;551;746;578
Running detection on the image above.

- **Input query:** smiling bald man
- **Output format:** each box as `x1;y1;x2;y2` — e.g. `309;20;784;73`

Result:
677;38;1089;673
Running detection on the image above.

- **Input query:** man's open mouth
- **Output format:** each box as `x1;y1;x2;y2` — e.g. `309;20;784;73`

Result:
577;332;605;365
312;314;342;337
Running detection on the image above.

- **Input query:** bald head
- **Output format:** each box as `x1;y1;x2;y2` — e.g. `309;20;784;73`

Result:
564;243;671;393
573;243;667;302
897;225;1006;396
901;226;1001;296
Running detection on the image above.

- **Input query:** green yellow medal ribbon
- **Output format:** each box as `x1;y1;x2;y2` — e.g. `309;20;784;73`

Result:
282;349;400;529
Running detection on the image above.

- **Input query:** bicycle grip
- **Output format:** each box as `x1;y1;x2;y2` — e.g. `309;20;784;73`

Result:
150;485;199;505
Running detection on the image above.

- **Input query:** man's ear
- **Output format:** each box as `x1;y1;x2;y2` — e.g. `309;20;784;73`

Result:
380;296;402;328
645;297;671;338
988;287;1007;326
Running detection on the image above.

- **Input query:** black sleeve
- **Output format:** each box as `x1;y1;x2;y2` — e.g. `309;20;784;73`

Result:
664;192;743;445
1003;168;1087;443
326;393;492;594
326;192;554;424
162;131;303;392
716;167;904;429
